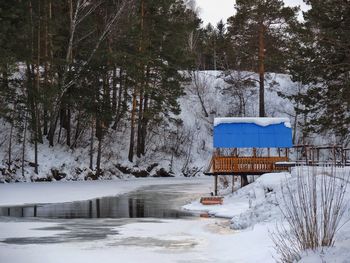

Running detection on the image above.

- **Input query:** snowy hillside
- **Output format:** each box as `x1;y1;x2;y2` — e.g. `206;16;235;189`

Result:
1;71;301;182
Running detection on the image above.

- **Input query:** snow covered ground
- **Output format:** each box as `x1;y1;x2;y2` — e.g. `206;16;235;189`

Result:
0;217;276;263
1;168;350;262
184;167;350;262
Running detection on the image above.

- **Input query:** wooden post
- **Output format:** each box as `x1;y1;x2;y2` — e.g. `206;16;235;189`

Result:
344;149;347;166
241;175;248;187
305;146;308;165
285;148;288;158
253;148;257;157
96;199;100;218
278;148;281;157
214;175;218;196
231;175;234;193
296;146;299;164
267;148;270;157
213;155;216;172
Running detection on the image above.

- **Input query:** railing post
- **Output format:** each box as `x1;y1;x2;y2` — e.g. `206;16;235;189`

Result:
232;175;235;193
213;156;216;172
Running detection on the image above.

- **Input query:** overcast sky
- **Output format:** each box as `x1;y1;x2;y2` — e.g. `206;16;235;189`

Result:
195;0;310;26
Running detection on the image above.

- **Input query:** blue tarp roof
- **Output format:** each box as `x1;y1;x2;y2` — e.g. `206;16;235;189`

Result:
213;121;293;148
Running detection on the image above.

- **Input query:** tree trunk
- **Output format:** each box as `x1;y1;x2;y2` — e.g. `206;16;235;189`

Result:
89;117;94;170
258;23;265;117
103;70;111;112
96;138;102;176
241;175;249;187
47;111;59;146
111;70;124;130
36;0;43;143
34;130;38;174
140;93;149;155
71;110;81;148
128;91;137;162
293;108;298;145
112;66;117;113
129;0;144;162
197;89;209;117
96;120;103;177
28;1;39;174
8;121;13;171
43;0;49;136
66;107;71;146
136;82;144;158
22;113;28;178
26;63;39;174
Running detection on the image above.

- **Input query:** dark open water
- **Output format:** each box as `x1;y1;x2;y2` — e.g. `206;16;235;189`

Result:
0;184;198;219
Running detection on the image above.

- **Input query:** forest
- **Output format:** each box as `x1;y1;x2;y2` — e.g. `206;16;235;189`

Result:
0;0;349;181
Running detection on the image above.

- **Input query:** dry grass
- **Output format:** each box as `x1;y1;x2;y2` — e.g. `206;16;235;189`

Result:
271;167;349;263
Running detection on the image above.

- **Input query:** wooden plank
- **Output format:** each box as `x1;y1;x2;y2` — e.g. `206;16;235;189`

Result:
200;196;223;205
211;156;289;173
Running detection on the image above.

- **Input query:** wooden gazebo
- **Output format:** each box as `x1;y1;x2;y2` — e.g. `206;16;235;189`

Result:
206;117;293;195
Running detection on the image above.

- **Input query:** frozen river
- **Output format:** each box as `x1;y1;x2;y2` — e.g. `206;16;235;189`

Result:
0;178;285;262
0;184;199;219
0;181;238;263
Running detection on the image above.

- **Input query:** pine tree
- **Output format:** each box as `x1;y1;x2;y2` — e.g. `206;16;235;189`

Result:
226;0;298;117
288;0;350;142
124;0;199;161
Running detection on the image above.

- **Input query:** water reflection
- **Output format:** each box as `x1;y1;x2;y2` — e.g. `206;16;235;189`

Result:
0;187;194;219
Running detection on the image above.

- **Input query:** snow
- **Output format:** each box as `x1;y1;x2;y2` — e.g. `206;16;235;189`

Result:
184;172;291;220
0;218;277;263
0;169;350;262
1;67;349;262
184;167;350;261
214;117;291;128
0;177;277;263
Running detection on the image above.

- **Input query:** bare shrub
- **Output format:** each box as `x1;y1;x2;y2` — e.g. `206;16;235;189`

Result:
271;167;349;263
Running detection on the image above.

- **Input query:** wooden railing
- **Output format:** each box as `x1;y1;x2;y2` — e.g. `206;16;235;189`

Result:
211;156;289;173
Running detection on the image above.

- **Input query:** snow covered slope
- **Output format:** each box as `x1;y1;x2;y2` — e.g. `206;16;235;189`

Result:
184;167;350;262
0;71;301;181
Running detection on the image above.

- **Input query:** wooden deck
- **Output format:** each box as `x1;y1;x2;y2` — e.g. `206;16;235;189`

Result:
207;156;289;175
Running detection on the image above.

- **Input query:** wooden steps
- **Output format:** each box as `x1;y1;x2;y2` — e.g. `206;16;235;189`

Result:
200;196;223;205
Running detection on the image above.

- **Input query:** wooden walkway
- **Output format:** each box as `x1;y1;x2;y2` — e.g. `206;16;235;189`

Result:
207;156;290;175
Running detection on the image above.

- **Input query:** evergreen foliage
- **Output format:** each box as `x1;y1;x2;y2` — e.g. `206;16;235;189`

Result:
0;0;349;176
226;0;298;117
289;0;350;142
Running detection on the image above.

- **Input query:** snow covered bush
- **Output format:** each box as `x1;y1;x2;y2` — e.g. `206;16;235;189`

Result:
271;167;349;263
